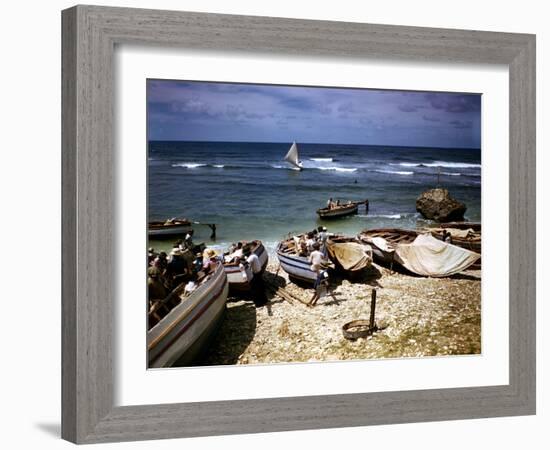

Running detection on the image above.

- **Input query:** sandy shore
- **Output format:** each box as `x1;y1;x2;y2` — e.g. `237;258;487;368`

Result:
198;260;481;366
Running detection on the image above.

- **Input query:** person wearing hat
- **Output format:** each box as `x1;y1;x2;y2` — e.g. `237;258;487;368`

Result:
317;226;329;256
147;266;167;304
243;247;267;307
308;242;329;305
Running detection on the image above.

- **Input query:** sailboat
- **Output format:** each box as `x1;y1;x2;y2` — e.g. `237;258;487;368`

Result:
284;142;303;171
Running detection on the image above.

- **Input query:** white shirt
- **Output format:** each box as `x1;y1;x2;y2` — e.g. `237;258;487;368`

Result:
247;253;262;274
308;250;324;271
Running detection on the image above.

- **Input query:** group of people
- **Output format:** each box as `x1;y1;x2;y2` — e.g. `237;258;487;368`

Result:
147;235;220;306
293;226;332;305
295;226;331;257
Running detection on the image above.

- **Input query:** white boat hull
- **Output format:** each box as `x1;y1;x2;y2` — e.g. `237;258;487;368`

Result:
148;264;228;368
224;242;269;292
148;224;192;238
276;245;317;284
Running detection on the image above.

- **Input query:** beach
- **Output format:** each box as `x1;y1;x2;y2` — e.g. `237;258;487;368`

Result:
195;260;481;366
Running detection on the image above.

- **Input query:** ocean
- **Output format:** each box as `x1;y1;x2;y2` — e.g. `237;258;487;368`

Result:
148;141;481;253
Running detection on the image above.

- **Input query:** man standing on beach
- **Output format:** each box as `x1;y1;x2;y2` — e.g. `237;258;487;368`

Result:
308;243;328;305
244;247;267;307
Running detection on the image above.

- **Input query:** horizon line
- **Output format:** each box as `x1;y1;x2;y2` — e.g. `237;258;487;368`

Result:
147;139;480;151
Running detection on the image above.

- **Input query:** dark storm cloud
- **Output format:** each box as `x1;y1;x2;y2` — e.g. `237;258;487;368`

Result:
147;80;481;148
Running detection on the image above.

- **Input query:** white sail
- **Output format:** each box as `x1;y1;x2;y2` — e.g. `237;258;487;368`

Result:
284;142;303;170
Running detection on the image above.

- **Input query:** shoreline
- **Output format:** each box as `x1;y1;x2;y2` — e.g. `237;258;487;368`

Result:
193;260;481;366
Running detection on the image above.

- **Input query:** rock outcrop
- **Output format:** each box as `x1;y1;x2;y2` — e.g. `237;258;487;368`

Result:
416;188;466;222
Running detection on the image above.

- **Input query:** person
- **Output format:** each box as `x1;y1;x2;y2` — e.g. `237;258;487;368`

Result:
443;229;453;244
297;235;308;257
166;247;188;287
317;226;329;255
335;199;340;206
147;247;157;265
183;230;194;250
192;252;203;273
327;197;333;209
228;242;244;261
244;247;267;307
305;232;316;253
207;223;217;240
147;266;168;304
308;243;329;305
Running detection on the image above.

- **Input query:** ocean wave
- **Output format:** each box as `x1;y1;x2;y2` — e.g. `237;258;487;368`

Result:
374;169;413;176
359;213;403;219
172;162;207;169
441;171;461;176
318;166;357;172
271;164;356;172
391;161;480;169
212;164;225;168
310;157;333;162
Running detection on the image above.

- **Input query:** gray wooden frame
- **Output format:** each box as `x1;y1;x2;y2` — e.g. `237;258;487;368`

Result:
62;5;536;444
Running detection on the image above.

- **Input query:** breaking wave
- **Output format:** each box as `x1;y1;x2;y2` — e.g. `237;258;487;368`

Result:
391;161;481;169
310;157;333;162
374;169;414;176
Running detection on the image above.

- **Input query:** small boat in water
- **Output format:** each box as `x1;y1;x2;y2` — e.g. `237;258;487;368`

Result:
317;200;367;219
283;142;304;171
223;240;269;293
147;263;228;368
148;218;192;239
325;236;373;274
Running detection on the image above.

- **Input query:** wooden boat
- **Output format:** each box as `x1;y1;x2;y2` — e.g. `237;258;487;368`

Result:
223;240;269;293
325;236;373;274
358;228;418;264
148;218;192;239
147;263;228;368
359;228;480;276
425;226;481;254
277;238;327;285
317;201;361;219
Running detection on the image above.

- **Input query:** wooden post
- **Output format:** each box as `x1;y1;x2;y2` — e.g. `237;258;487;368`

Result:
369;289;377;331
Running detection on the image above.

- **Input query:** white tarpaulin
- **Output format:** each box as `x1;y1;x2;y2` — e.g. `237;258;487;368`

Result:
395;233;480;277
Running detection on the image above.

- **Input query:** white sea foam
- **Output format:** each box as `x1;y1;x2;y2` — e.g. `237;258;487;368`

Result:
441;172;461;176
212;164;225;168
310;157;333;162
359;213;402;219
171;162;207;169
391;161;480;169
318;166;357;172
374;169;414;176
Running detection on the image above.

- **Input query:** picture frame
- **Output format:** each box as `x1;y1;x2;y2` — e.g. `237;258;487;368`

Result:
61;5;536;444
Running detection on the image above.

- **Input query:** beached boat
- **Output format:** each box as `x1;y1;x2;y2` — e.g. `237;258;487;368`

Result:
358;228;419;264
283;142;303;171
317;201;361;219
424;225;481;254
359;228;480;277
147;263;229;368
223;240;269;293
325;236;373;274
276;238;325;284
148;218;192;239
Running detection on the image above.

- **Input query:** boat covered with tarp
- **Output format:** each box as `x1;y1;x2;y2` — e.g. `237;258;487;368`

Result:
325;236;373;273
393;234;480;277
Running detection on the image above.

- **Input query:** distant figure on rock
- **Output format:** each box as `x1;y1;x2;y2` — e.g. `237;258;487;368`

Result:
416;187;466;222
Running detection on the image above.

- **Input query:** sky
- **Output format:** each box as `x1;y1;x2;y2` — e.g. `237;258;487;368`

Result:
147;80;481;148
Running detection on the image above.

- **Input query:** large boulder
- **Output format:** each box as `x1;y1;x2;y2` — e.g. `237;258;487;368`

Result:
416;188;466;222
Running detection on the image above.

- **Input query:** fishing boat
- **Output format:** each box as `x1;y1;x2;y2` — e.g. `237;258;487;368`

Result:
223;240;269;293
358;228;418;264
276;237;332;284
317;201;365;219
424;224;481;254
359;228;480;277
147;263;229;368
283;142;303;171
325;236;373;275
148;218;192;239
